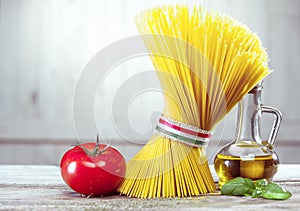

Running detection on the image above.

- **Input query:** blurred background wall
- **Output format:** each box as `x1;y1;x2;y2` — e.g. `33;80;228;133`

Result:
0;0;299;164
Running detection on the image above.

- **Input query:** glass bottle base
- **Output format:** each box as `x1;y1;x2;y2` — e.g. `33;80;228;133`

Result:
214;153;279;188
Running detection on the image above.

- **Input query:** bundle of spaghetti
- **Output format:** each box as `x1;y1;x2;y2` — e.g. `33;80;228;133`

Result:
118;5;271;198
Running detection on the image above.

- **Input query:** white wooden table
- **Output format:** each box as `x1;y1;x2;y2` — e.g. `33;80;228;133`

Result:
0;165;299;210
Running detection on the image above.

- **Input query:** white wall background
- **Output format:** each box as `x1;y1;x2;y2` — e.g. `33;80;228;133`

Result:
0;0;299;164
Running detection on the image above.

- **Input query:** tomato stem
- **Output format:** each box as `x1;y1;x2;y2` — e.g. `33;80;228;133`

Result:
80;134;111;156
95;137;110;156
92;134;100;155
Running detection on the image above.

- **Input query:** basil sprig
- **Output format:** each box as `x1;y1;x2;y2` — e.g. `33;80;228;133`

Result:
221;177;292;200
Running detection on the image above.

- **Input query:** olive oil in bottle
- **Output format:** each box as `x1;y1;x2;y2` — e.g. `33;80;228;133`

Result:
214;153;279;188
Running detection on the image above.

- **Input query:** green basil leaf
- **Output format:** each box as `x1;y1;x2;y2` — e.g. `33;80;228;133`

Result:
244;178;256;190
221;177;255;196
255;179;268;189
262;191;292;200
251;189;262;198
262;183;292;200
264;183;284;192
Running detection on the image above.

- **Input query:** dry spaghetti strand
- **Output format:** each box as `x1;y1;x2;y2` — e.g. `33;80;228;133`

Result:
118;5;271;198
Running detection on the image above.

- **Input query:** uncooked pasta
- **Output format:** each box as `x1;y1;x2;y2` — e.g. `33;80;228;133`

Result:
118;5;271;198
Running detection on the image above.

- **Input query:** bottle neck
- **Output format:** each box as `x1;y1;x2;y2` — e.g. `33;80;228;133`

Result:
235;87;262;144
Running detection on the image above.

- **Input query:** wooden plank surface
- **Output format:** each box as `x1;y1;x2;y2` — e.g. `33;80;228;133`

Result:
0;165;299;210
1;0;300;159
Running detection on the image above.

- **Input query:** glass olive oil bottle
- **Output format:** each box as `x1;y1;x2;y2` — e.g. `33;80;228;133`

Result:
214;82;282;188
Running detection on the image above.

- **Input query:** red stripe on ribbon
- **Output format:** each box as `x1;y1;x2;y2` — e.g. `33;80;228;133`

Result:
159;118;211;138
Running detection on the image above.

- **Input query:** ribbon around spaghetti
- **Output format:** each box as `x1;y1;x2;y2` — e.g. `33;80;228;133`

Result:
155;115;213;147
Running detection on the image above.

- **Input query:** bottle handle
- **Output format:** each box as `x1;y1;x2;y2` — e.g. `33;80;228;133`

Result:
261;105;282;147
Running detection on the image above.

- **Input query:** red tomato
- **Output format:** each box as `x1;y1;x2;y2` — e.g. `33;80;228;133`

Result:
60;142;126;196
